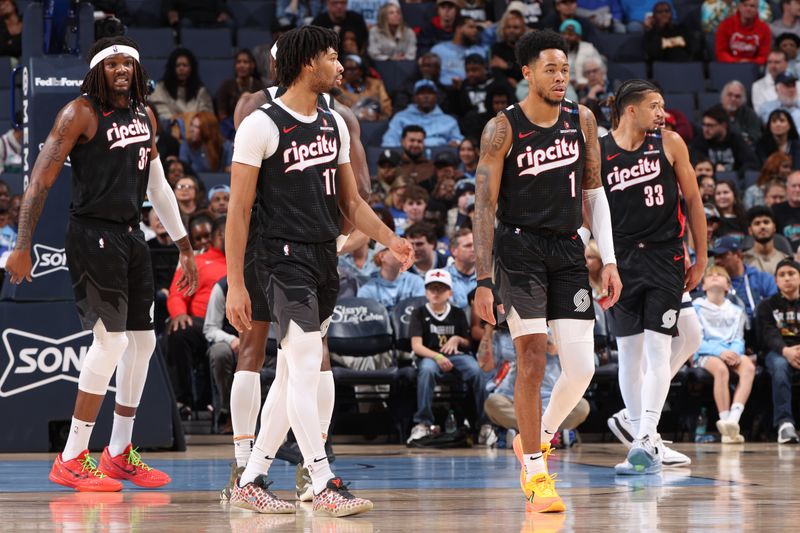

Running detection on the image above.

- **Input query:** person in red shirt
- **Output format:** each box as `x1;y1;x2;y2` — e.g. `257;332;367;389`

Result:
716;0;772;65
167;215;227;416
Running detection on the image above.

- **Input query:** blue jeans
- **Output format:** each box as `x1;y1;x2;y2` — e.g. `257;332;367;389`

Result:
765;351;796;427
414;355;486;426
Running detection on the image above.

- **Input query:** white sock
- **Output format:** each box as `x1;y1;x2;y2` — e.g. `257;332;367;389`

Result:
318;370;334;440
108;413;134;456
240;444;275;486
523;452;546;481
540;425;556;446
63;417;95;462
729;403;745;424
719;410;730;422
231;370;261;467
638;330;672;439
616;334;645;434
306;456;335;494
671;312;702;377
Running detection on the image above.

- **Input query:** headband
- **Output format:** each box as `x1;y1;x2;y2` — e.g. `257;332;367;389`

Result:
271;42;278;60
90;44;140;69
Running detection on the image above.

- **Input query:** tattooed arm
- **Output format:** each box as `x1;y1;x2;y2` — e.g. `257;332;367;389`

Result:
5;99;95;284
473;113;512;325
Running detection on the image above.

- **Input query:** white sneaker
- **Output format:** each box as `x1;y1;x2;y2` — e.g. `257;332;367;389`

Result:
616;434;663;475
661;441;692;467
478;424;498;447
778;422;799;444
721;434;745;444
607;409;634;448
716;419;742;444
406;423;431;444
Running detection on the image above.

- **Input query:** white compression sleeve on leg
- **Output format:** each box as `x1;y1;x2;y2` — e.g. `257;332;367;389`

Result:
671;307;702;377
616;333;645;437
147;156;187;242
78;320;128;395
318;370;335;439
638;330;672;439
231;370;261;467
583;187;616;265
541;319;595;441
114;330;156;408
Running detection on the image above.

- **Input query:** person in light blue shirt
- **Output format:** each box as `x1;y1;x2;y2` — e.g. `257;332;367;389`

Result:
430;15;488;88
357;243;425;310
445;227;476;310
382;80;464;147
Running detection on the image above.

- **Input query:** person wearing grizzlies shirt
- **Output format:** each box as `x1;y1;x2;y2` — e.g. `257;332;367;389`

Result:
473;29;621;513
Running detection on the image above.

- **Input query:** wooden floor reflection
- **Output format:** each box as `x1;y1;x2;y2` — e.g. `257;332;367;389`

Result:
1;442;799;532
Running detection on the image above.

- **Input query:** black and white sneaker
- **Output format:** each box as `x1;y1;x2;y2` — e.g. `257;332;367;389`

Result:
778;422;799;444
607;409;634;448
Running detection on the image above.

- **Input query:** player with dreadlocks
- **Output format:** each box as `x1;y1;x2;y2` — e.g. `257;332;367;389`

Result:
6;36;198;491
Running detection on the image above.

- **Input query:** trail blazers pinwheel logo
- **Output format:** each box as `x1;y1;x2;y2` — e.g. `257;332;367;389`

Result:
32;244;68;278
0;328;111;397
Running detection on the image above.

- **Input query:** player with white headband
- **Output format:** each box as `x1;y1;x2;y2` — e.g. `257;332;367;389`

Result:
6;36;198;491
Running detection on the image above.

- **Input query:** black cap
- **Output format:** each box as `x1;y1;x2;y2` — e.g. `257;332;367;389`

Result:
378;149;402;167
434;151;459;167
776;71;798;85
454;179;476;197
776;258;800;276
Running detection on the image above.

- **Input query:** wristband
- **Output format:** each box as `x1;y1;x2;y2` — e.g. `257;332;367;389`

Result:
434;353;444;361
477;278;494;290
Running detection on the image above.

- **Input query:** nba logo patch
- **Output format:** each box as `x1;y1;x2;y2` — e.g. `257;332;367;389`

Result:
648;144;653;150
283;244;290;256
564;120;569;128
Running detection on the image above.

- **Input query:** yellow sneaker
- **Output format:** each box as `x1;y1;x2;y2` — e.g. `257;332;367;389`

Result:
524;473;566;514
512;435;554;491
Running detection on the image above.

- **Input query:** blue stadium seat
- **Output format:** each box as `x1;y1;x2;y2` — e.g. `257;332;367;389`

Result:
141;57;168;81
360;120;389;147
197;172;230;189
705;33;716;61
592;33;645;62
653;62;705;93
708;62;759;93
199;59;232;98
744;170;760;189
0;89;10;120
664;93;696;120
126;27;176;58
237;28;271;51
0;57;11;89
328;298;393;357
390;296;428;352
180;28;233;58
127;0;162;26
697;92;720;114
374;60;418;95
607;62;647;86
228;0;273;28
366;145;384;176
401;2;436;32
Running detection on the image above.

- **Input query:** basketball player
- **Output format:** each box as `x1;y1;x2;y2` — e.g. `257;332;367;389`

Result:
217;43;372;503
599;80;707;475
225;27;413;516
473;30;622;512
5;36;197;491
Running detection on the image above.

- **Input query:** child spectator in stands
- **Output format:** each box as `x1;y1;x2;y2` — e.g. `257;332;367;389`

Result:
385;178;411;233
714;180;748;239
702;0;771;34
457;137;478;181
150;48;214;121
447;180;475;237
693;265;753;443
756;109;800;169
745;152;791;209
765;179;788;207
715;0;771;65
490;6;527;88
335;55;392;120
175;175;203;227
0;0;21;58
215;49;264;140
758;257;800;443
407;269;487;443
401;186;429;236
743;206;792;274
163;0;234;28
179;112;233;173
357;242;425;310
644;1;697;61
368;3;416;60
206;184;229;220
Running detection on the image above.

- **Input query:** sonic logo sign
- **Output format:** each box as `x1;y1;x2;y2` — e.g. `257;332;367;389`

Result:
0;328;113;397
31;244;68;278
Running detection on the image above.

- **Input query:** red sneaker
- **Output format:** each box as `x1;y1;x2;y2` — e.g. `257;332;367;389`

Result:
49;450;123;492
97;444;171;488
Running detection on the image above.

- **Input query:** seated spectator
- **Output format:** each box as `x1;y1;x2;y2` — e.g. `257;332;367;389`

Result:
338;238;379;281
490;6;527;88
150;107;180;161
335;55;392;121
400;185;429;236
577;0;624;33
407;269;487;443
752;49;791;112
461;82;516;141
166;216;227;415
367;3;416;60
418;0;460;54
720;81;762;146
427;173;458;223
697;163;717;204
445;228;476;310
420;150;459;194
714;180;748;238
166;158;192;187
644;1;697;61
385;178;411;231
188;213;214;252
771;1;800;39
757;73;800;129
431;16;488;89
765;178;789;208
163;0;234;27
179;112;233;173
204;276;239;433
773;170;800;250
693;266;754;444
147;210;178;335
702;0;771;35
756;109;800;170
710;235;778;322
347;0;384;27
447;179;475;237
691;106;759;175
150;48;214;121
620;0;673;33
206;184;229;219
0;120;21;174
447;54;493;117
777;32;800;76
215;49;264;140
758;257;800;443
313;0;368;53
559;19;602;93
0;0;21;58
458;137;478;181
175;176;203;227
744;152;792;209
744;206;791;274
540;0;597;44
383;81;463;148
371;148;402;205
577;58;612;113
407;222;450;277
715;0;771;65
357;242;425;310
276;0;321;27
394;125;435;185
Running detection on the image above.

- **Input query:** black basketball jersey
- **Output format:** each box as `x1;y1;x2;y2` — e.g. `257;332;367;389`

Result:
600;129;684;246
498;99;585;234
255;101;341;243
69;96;151;226
263;86;332;111
408;303;470;354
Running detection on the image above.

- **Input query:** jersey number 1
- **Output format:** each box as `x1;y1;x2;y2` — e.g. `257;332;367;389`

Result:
323;168;337;196
568;171;576;198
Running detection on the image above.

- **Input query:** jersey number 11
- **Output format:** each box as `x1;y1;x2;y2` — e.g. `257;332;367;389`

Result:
323;168;337;196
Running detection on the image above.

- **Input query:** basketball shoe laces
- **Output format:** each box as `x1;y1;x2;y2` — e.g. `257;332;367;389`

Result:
79;455;109;478
124;448;153;472
329;478;356;499
256;477;283;500
527;473;558;501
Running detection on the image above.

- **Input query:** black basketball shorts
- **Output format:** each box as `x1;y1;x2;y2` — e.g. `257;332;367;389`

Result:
607;243;685;337
65;219;154;332
244;229;271;323
494;224;595;327
253;236;339;344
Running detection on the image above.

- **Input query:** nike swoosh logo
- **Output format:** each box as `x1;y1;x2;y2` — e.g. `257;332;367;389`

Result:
606;153;622;161
518;131;535;139
312;457;327;463
102;110;114;117
673;255;684;261
283;125;298;134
